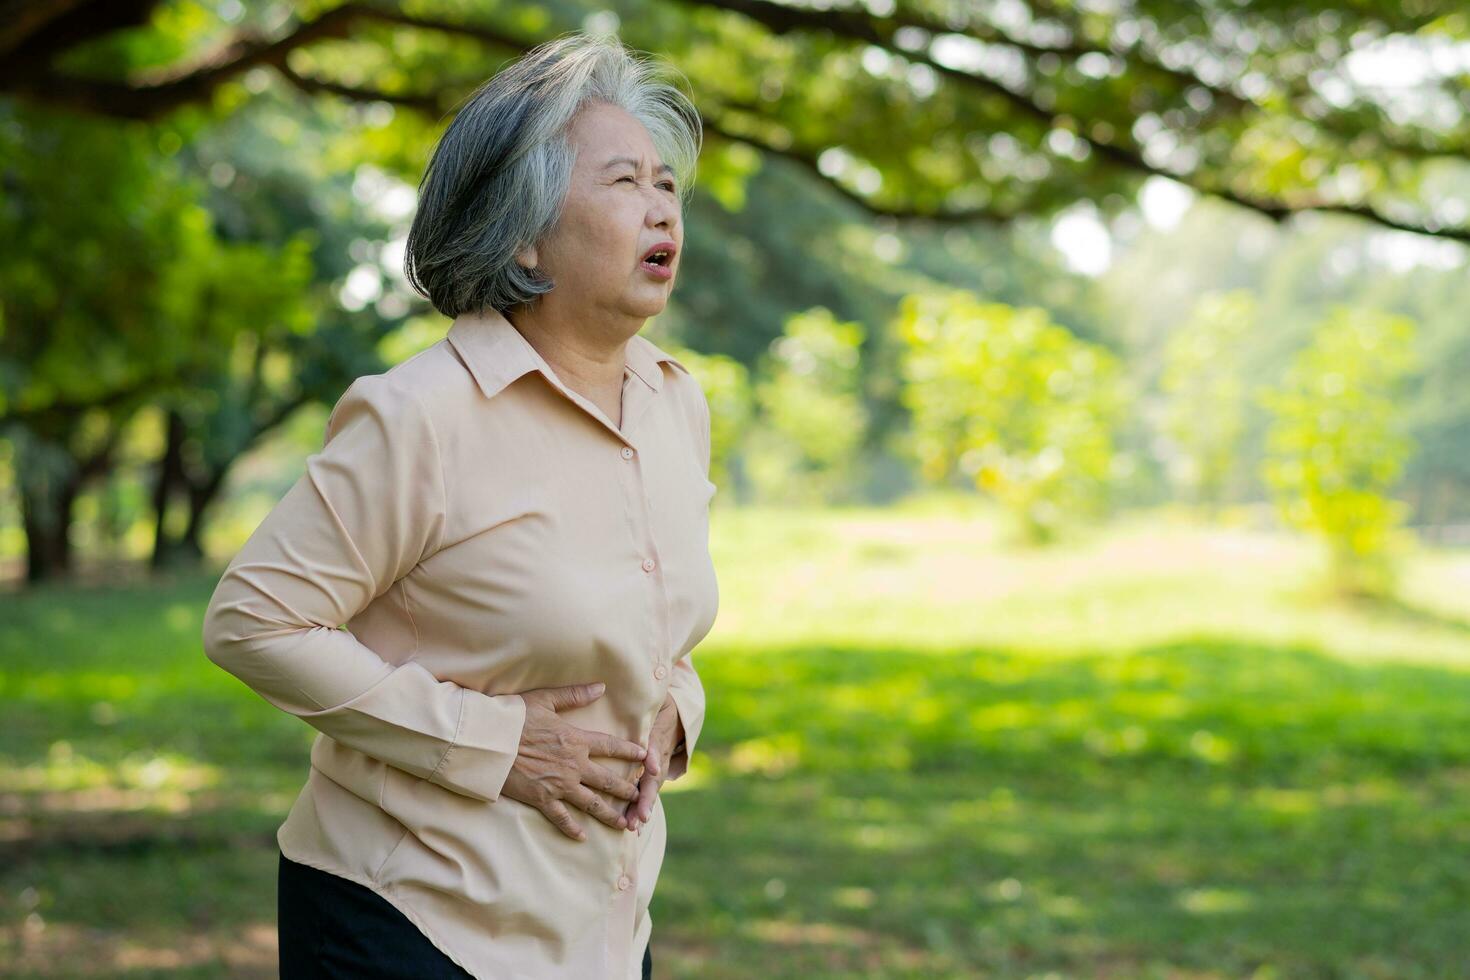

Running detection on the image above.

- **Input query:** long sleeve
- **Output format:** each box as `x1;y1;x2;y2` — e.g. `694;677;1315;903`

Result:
201;374;527;803
664;385;712;782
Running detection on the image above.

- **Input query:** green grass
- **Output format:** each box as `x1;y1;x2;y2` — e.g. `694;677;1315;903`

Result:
3;501;1469;978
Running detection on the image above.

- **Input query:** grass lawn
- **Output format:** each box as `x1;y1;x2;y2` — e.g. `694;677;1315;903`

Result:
2;500;1469;978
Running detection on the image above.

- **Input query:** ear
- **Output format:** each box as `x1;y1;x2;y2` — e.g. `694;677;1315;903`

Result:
515;243;538;270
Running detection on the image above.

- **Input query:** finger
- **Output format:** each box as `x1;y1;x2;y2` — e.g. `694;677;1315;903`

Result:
542;800;588;841
622;787;643;831
578;730;649;763
629;775;658;828
568;786;629;830
554;682;606;710
583;761;640;802
633;773;658;825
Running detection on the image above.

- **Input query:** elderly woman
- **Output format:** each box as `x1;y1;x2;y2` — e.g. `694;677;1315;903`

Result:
201;32;718;980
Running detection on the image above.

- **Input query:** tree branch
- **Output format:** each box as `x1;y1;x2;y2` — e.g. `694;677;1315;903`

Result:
0;0;155;64
675;0;1470;243
6;0;1464;242
3;3;363;118
275;62;446;116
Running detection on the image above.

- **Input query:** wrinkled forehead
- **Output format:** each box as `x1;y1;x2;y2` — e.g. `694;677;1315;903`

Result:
567;102;665;170
599;154;674;176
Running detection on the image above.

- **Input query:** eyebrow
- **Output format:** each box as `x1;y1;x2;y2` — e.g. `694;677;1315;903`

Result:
601;155;674;176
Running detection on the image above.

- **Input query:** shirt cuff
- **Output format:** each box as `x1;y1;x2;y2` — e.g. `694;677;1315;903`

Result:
429;690;527;802
664;684;703;782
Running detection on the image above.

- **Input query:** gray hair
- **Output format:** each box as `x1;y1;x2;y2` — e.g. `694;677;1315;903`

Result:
404;31;702;319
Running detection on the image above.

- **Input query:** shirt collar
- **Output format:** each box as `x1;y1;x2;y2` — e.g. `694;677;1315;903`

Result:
446;307;687;401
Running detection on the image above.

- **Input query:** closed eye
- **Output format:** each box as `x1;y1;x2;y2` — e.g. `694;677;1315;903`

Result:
618;175;678;194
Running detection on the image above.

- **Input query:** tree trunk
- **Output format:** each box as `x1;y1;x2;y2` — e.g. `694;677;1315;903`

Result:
14;414;126;586
149;407;189;570
20;465;80;584
177;466;230;567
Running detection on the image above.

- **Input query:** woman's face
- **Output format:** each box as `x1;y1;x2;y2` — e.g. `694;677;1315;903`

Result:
521;101;683;323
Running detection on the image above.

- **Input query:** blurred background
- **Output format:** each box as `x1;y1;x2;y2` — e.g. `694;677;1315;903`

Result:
3;1;1469;977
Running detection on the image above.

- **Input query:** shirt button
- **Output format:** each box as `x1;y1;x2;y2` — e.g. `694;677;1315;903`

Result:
654;665;667;680
621;447;634;459
617;874;632;891
641;558;656;572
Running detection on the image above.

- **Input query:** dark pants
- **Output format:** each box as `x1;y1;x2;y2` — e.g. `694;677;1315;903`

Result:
278;850;652;979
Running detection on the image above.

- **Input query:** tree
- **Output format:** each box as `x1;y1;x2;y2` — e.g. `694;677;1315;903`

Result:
663;346;752;500
0;98;348;580
0;104;226;581
1259;306;1419;597
145;87;419;572
7;0;1464;577
897;289;1128;542
1156;290;1258;512
2;0;1465;245
145;235;318;570
745;308;869;505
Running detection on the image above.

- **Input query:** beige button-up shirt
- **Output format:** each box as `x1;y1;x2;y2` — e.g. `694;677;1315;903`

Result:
201;307;719;979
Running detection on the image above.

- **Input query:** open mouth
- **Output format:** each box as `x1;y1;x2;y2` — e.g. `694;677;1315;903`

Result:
640;247;675;279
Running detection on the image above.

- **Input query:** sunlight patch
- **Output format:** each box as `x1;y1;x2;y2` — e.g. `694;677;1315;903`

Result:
1177;887;1254;915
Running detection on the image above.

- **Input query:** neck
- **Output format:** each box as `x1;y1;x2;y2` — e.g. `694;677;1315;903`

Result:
506;298;639;396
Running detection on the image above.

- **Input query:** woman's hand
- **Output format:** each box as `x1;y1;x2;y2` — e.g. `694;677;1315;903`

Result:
623;693;684;834
499;682;648;842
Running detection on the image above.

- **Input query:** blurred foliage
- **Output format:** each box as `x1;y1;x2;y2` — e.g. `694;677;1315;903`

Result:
1260;307;1420;597
0;101;321;576
1157;290;1259;512
8;0;1468;247
664;345;752;498
1102;191;1470;534
897;290;1129;543
0;104;224;414
3;1;1469;588
743;308;869;506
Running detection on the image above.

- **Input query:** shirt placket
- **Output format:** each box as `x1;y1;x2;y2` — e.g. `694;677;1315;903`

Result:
616;383;672;757
539;362;669;970
526;362;673;711
608;367;670;975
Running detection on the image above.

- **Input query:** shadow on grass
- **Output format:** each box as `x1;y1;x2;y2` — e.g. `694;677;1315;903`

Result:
662;638;1470;977
1348;592;1470;638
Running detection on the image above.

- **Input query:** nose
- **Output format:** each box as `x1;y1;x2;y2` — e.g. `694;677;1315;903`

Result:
646;193;678;232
